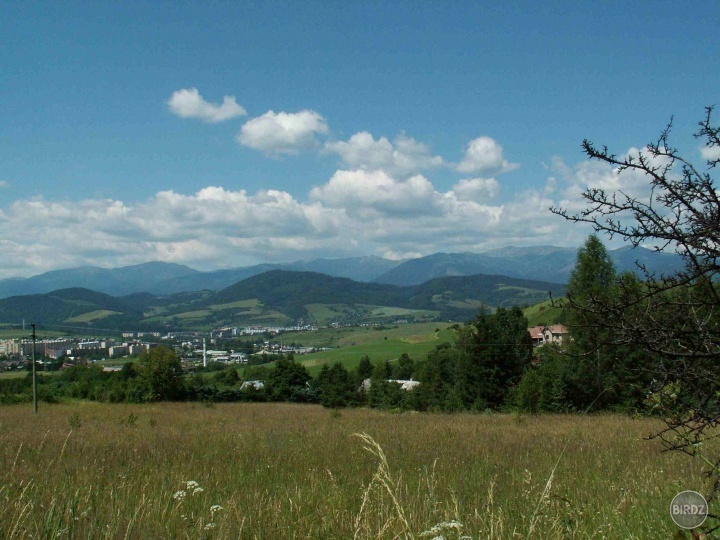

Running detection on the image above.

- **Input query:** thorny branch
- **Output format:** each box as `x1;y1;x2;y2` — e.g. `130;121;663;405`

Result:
552;108;720;523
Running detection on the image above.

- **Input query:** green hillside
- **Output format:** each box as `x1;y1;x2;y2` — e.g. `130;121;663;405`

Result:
282;304;568;377
207;271;407;319
290;323;457;375
303;303;439;325
205;270;565;323
0;271;566;331
65;309;122;323
407;274;560;315
144;298;292;330
0;288;140;326
523;298;567;326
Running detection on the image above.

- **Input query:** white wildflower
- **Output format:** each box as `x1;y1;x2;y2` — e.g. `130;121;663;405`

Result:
420;525;442;537
204;522;216;531
173;490;186;501
210;505;224;514
420;521;466;539
193;487;204;495
185;480;200;490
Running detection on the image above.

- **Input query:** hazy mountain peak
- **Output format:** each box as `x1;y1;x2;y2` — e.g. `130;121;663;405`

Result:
0;247;684;299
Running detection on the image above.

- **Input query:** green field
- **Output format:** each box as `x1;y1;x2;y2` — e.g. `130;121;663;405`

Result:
364;305;438;319
174;309;213;320
523;298;566;326
0;370;29;379
210;300;262;311
0;402;711;539
65;310;122;323
302;303;440;325
144;298;291;328
291;324;455;375
285;322;453;348
0;329;68;339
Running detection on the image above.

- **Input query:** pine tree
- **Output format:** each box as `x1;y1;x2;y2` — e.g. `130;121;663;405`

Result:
566;234;616;352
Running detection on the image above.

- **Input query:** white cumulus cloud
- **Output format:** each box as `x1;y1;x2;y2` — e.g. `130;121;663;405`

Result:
548;146;679;245
456;136;519;174
6;140;672;279
700;145;720;161
309;169;508;252
0;188;352;278
237;110;328;155
451;178;500;201
310;170;439;216
167;88;247;123
325;132;443;176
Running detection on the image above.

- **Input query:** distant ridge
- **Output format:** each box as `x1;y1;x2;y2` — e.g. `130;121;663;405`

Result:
372;245;683;286
0;246;683;298
152;255;401;294
0;262;199;299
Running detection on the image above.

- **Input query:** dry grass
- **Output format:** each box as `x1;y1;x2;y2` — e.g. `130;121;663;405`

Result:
0;403;709;538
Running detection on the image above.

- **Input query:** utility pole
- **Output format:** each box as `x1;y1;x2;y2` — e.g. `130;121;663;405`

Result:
31;323;37;414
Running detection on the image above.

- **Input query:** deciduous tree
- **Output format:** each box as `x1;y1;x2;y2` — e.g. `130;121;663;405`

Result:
137;346;184;401
266;355;312;402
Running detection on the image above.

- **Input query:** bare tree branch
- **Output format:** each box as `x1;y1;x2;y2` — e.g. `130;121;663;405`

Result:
553;107;720;514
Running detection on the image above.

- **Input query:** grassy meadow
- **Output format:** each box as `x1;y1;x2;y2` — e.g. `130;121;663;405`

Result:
282;322;455;349
0;402;711;539
522;299;566;327
287;323;455;375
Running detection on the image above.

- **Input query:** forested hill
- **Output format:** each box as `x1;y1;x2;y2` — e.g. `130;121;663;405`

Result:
206;271;407;319
0;271;566;329
205;270;566;320
0;288;142;325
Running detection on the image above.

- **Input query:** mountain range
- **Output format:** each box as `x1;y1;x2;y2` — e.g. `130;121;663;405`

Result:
0;270;567;331
0;245;684;299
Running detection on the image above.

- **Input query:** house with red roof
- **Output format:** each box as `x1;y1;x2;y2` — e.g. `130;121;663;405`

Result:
527;324;569;346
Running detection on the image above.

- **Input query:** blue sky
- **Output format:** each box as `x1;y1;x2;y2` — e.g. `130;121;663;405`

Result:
1;1;718;278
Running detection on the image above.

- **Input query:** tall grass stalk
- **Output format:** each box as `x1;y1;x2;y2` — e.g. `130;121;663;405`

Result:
353;432;412;539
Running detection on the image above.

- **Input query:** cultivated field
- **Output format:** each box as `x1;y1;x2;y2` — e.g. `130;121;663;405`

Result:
0;403;710;539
